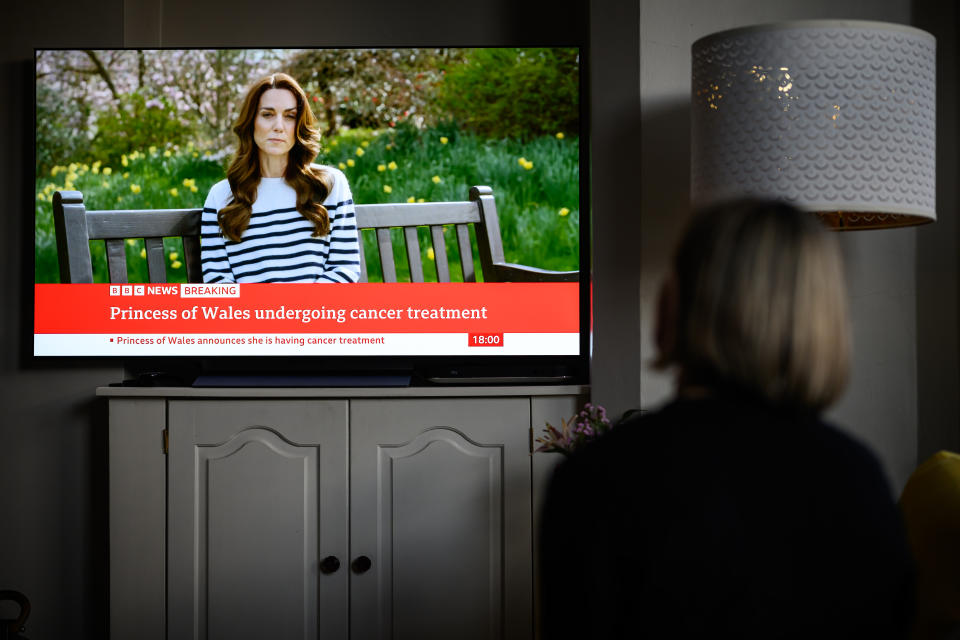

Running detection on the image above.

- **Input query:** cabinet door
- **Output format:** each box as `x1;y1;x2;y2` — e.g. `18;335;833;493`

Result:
350;398;532;640
167;400;348;640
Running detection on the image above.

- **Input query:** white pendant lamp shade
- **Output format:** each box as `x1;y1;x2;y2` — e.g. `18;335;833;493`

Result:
691;21;936;229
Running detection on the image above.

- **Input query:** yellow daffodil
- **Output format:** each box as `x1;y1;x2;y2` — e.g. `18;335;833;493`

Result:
64;181;74;190
556;132;565;139
204;151;211;157
66;171;78;182
440;136;448;144
171;260;182;269
192;152;198;158
163;150;172;158
383;185;393;193
190;185;198;193
356;147;365;157
130;184;141;194
51;166;61;176
182;178;195;188
36;192;45;201
149;145;157;155
347;159;355;167
169;252;179;261
92;165;100;175
418;198;425;203
377;164;386;172
140;248;146;258
121;155;129;167
558;207;570;217
102;181;109;188
126;239;137;246
338;162;346;170
386;143;393;150
169;188;178;197
518;157;527;167
432;175;441;184
427;247;435;261
102;167;112;175
123;172;130;179
331;140;339;146
407;196;416;203
388;161;398;170
361;140;370;148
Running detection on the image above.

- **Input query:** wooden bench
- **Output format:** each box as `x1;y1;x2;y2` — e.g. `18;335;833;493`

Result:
52;186;577;284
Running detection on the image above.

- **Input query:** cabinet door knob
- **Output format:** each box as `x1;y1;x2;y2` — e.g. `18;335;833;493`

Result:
351;555;372;574
319;556;341;574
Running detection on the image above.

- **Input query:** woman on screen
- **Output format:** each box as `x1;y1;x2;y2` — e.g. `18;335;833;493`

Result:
201;73;361;283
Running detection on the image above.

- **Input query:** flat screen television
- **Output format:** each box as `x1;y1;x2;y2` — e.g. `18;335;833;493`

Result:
33;47;588;384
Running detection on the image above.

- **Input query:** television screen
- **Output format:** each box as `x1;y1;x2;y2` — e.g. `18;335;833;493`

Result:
34;47;585;367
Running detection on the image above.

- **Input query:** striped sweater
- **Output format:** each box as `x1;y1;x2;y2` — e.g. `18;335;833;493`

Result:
200;166;361;283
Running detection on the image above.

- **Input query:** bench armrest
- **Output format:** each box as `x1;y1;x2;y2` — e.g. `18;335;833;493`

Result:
491;263;579;283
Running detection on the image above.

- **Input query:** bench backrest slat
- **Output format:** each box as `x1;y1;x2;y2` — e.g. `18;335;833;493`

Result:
376;228;398;283
429;225;451;282
105;239;128;283
355;202;480;228
403;227;424;283
86;209;202;239
144;237;167;283
455;224;476;283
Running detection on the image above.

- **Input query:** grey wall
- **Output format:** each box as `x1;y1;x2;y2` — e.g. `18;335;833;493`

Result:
2;3;124;637
634;0;960;495
914;0;960;465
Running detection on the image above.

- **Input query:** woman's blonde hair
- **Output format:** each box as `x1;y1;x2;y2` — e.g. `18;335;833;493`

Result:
219;73;332;243
657;199;851;411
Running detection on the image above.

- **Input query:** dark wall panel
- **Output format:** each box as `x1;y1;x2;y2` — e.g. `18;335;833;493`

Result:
1;1;124;638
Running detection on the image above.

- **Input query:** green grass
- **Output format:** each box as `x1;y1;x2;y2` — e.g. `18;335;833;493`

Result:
34;126;580;283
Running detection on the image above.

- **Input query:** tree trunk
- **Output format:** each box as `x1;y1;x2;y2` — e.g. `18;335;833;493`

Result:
84;50;120;102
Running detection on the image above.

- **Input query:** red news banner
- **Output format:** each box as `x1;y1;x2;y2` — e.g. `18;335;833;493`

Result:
35;282;579;335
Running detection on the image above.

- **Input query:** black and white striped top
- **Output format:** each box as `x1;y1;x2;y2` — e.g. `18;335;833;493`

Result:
200;166;361;283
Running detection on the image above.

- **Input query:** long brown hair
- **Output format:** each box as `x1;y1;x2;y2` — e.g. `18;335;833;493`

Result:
218;73;333;243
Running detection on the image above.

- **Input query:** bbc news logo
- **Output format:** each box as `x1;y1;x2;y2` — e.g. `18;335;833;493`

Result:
109;285;145;296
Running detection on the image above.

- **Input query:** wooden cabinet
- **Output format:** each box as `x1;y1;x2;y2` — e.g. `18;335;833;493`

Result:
166;400;349;639
350;398;532;639
99;386;585;640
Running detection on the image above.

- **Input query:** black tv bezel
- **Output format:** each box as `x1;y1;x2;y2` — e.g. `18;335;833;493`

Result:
28;45;590;386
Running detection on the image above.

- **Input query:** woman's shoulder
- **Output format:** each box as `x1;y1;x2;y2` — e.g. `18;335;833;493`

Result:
204;178;233;208
311;164;349;190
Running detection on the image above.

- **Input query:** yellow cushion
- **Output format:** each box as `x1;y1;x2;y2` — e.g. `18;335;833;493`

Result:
899;450;960;629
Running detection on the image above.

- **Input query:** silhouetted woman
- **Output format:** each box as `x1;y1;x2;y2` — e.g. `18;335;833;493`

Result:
541;200;914;638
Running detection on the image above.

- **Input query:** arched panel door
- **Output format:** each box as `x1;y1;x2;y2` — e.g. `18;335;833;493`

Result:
350;398;532;640
167;400;348;640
